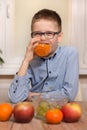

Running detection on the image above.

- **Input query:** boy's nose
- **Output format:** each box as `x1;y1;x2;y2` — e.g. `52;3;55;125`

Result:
40;34;46;40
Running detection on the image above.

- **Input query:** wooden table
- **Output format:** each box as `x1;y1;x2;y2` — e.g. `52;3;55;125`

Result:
0;97;87;130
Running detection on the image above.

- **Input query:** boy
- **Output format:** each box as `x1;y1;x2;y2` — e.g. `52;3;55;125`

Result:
8;9;79;103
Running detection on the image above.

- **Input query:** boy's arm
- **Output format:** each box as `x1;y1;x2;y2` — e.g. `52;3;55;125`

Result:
8;39;39;103
8;42;33;103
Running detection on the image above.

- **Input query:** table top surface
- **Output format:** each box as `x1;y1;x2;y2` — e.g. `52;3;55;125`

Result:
0;98;87;130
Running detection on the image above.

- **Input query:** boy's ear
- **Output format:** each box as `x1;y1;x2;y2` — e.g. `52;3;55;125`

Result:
57;32;63;43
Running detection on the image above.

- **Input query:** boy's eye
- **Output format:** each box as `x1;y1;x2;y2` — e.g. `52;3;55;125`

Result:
31;32;41;38
46;32;54;36
34;32;41;35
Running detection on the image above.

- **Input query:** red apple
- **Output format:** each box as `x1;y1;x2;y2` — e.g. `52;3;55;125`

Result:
13;101;34;123
61;102;82;122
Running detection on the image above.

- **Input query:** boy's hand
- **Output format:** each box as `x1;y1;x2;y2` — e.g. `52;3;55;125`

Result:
24;38;40;63
28;92;41;101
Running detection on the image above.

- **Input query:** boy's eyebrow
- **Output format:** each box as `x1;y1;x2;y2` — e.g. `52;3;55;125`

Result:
31;31;61;34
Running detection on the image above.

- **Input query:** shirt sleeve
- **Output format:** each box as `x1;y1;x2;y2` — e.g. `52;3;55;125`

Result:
8;72;31;103
41;48;79;101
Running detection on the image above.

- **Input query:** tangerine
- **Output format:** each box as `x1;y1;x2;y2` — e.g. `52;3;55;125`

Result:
0;103;13;121
34;43;50;57
45;108;63;124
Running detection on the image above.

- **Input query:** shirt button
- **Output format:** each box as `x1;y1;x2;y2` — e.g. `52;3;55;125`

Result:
13;91;16;93
45;82;48;85
16;80;18;83
49;57;51;60
49;71;51;74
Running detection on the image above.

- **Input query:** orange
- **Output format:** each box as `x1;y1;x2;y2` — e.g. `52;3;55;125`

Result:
0;103;13;121
34;43;50;57
45;108;63;124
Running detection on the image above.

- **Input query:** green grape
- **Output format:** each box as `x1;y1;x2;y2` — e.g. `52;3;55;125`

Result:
56;105;60;109
39;101;48;108
36;101;50;118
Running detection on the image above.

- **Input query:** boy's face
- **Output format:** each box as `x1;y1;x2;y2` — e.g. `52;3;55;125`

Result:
32;19;63;56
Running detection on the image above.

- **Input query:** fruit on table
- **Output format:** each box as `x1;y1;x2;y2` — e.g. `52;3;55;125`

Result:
13;101;34;123
0;103;13;121
45;108;63;124
34;43;50;57
61;102;82;122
